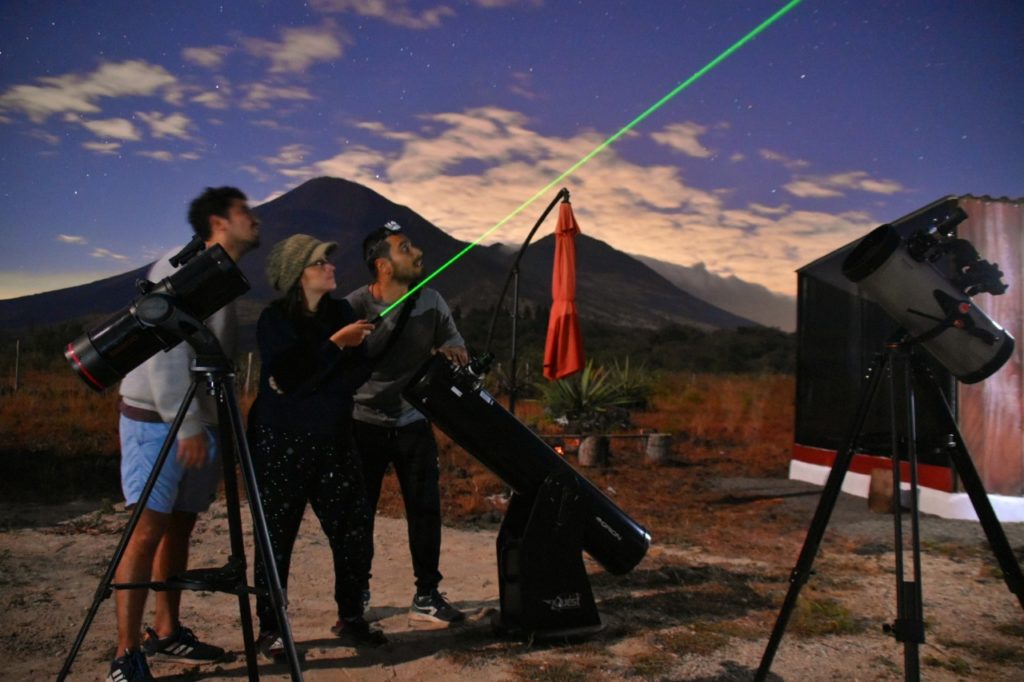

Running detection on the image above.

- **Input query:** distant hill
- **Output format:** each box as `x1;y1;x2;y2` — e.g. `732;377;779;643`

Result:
634;256;796;331
0;177;757;345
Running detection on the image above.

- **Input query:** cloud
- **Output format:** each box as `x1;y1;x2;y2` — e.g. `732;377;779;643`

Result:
759;148;810;169
0;60;176;122
137;150;175;161
192;89;231;109
651;122;714;158
471;0;541;6
784;171;905;198
265;143;313;166
239;164;272;183
240;83;316;110
749;202;791;217
508;71;540;100
245;24;346;73
82;141;122;154
91;247;129;261
57;234;87;244
182;46;231;68
268;105;879;294
77;116;141;140
29;129;60;145
310;0;456;29
136;111;192;139
783;180;844;198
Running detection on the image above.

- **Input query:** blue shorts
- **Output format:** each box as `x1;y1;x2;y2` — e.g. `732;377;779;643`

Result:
119;415;221;514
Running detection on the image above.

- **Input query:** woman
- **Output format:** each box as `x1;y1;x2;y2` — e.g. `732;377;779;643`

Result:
248;234;384;656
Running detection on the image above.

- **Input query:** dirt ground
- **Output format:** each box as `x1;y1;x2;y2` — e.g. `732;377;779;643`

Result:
2;474;1023;682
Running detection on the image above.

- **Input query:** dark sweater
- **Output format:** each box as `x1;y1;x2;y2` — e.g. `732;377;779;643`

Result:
247;297;370;442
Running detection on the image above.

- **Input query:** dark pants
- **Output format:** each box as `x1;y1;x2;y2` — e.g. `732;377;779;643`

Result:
249;424;371;630
353;419;442;594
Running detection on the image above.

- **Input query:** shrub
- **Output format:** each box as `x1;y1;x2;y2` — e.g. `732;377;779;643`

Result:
537;358;651;433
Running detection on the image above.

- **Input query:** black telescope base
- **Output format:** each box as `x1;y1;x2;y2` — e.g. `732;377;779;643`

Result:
494;473;605;640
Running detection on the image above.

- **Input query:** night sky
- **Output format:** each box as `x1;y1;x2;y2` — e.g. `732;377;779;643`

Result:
1;0;1021;300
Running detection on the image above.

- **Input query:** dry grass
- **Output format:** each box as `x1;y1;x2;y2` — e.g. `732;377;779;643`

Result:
0;370;120;457
375;372;797;551
2;368;798;554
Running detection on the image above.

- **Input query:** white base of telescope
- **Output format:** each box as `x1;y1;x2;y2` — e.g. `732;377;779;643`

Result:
789;459;1024;522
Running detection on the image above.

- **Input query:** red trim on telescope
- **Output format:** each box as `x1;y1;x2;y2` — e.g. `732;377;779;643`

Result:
792;443;954;492
66;343;106;391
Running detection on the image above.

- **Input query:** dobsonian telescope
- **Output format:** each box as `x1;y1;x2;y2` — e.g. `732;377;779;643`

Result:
404;353;652;638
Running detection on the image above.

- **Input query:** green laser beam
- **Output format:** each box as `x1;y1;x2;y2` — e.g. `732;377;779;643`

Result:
380;0;804;317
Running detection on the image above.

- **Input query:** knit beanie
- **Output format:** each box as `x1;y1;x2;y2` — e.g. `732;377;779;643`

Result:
265;234;338;292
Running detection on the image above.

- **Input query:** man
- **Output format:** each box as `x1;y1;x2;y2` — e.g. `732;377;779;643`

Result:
345;221;468;625
110;187;260;682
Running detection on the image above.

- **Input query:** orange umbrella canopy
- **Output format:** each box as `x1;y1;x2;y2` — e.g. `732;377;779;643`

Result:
543;201;585;381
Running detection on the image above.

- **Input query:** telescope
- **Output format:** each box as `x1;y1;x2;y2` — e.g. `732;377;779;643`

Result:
842;198;1014;383
64;238;250;392
404;354;651;637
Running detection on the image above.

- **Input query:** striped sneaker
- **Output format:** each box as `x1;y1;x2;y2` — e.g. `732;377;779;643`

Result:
142;624;226;663
410;590;465;624
107;649;154;682
258;630;286;660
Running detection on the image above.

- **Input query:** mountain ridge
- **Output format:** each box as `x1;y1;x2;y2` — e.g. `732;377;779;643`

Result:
0;177;764;340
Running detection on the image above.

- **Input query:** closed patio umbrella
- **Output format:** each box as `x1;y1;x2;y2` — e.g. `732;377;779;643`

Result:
543;200;585;380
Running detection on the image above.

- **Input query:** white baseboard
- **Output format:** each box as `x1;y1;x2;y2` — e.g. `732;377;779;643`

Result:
788;459;1024;523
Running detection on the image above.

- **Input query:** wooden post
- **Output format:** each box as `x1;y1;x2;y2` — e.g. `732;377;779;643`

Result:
579;435;609;467
645;433;672;465
13;339;19;393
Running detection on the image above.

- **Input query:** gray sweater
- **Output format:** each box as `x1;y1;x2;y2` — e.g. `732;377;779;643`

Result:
344;286;464;427
119;247;238;439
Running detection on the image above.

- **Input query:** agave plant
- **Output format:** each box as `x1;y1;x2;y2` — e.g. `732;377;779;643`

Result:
539;359;636;433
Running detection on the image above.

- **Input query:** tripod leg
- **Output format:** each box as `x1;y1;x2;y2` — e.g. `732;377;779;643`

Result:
221;382;304;681
888;350;923;681
58;380;199;681
756;353;888;681
216;396;259;682
913;364;1024;611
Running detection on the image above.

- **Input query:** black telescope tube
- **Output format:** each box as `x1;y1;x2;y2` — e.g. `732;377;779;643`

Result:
404;354;651;575
65;245;249;392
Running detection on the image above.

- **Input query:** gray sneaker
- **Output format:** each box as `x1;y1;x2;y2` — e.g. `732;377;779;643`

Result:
410;590;465;624
142;624;226;663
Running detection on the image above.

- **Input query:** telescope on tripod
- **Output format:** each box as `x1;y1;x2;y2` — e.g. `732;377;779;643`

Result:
757;197;1024;682
61;238;303;681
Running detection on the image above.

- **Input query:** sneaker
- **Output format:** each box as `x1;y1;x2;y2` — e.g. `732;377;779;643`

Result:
142;624;227;663
361;588;371;612
410;590;465;624
257;631;285;660
108;649;154;682
331;616;387;647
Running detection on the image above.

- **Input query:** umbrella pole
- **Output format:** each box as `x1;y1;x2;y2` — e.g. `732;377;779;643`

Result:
484;188;571;408
510;269;520;414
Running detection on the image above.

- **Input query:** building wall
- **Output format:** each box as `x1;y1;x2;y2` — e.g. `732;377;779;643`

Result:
958;197;1023;495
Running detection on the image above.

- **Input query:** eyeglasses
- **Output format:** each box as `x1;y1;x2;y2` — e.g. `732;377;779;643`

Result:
306;258;333;269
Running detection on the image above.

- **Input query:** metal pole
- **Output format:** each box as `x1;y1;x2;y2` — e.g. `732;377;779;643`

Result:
509;270;519;415
244;351;253;397
484;188;569;353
